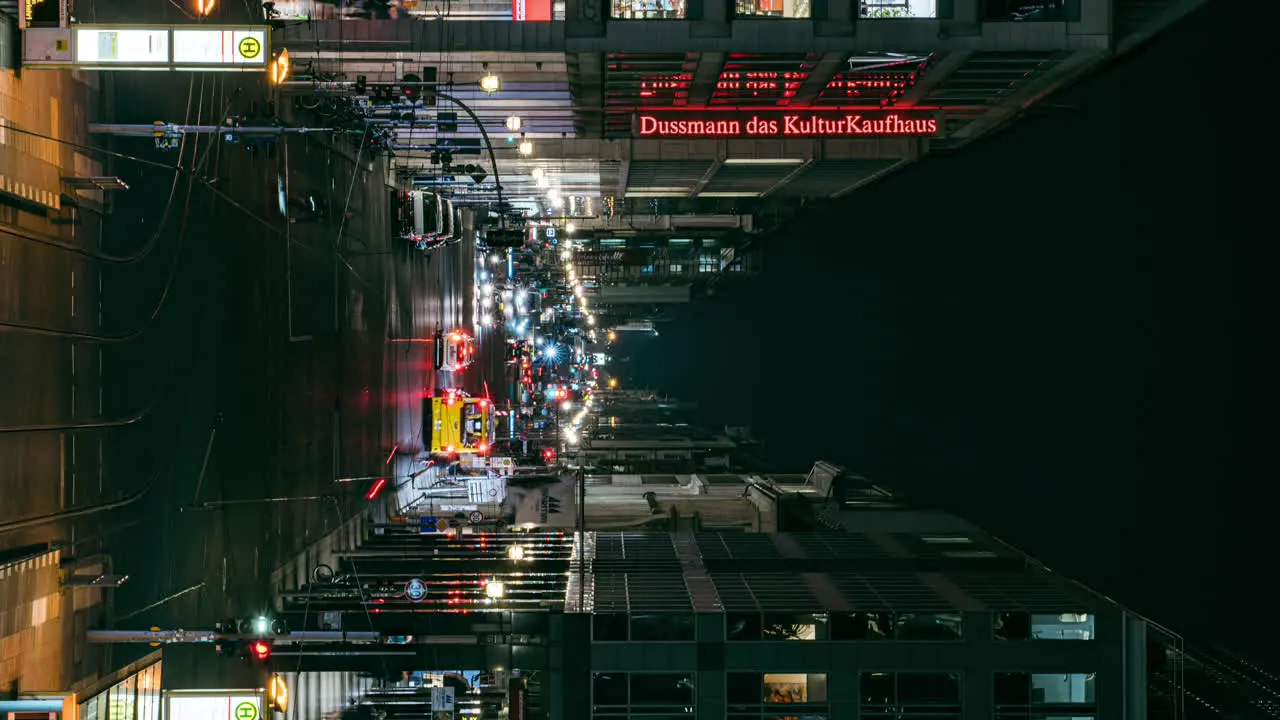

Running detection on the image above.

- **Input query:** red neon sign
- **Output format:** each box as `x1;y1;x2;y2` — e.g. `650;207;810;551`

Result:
634;110;939;139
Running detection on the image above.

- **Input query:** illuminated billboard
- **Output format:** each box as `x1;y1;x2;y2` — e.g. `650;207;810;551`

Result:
165;691;264;720
633;110;940;139
76;28;169;64
23;25;269;70
512;0;552;21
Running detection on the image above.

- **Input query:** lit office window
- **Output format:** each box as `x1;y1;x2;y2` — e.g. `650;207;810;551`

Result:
728;672;830;715
995;611;1096;641
860;0;937;17
611;0;687;18
861;673;962;719
736;0;811;18
995;672;1097;717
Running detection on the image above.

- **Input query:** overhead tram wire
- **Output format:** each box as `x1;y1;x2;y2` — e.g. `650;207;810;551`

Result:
0;356;177;434
0;82;211;342
0;78;199;264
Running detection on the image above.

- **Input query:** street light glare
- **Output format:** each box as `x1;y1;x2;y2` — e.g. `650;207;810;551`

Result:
195;0;215;15
566;222;576;234
519;140;534;156
505;115;523;132
480;74;502;93
531;167;544;180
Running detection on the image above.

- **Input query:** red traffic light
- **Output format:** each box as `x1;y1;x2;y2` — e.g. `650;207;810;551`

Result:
250;640;271;662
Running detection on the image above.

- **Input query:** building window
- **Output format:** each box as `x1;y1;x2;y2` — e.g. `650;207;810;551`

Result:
895;613;963;640
729;672;830;714
860;0;937;17
593;613;629;641
593;672;696;717
995;672;1096;717
729;612;828;641
698;254;718;273
861;673;962;718
611;0;687;18
830;611;896;640
995;612;1096;641
632;612;696;641
982;0;1065;21
736;0;812;17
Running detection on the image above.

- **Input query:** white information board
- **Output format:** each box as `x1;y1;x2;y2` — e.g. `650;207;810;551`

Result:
23;24;270;70
172;28;267;65
76;28;169;64
165;691;264;720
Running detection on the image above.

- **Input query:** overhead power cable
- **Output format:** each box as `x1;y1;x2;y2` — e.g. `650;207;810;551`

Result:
0;357;177;434
0;78;197;264
0;81;207;342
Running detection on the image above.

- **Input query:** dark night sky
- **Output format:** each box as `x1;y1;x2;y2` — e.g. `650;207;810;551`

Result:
623;4;1263;658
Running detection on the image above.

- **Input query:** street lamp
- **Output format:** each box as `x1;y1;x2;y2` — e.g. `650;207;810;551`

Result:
195;0;215;15
531;167;544;180
565;222;576;234
480;73;502;94
269;49;291;85
505;115;523;132
518;138;534;156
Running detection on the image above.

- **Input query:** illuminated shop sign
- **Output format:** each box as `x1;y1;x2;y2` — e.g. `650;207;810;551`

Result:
512;0;552;21
24;25;270;70
633;110;939;138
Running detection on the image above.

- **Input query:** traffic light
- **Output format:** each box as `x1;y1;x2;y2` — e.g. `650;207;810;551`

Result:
421;66;438;106
400;72;421;101
248;640;272;663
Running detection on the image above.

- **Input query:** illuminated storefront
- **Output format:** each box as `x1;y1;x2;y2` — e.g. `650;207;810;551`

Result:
78;658;162;720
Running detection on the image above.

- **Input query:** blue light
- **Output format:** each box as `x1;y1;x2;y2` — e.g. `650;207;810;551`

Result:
507;252;514;279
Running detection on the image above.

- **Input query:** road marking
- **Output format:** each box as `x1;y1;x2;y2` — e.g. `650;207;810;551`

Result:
70;343;75;376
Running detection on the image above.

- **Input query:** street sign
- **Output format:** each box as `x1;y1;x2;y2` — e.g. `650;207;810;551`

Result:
21;24;271;71
164;691;264;720
405;578;428;602
468;510;484;524
418;515;451;534
431;687;456;711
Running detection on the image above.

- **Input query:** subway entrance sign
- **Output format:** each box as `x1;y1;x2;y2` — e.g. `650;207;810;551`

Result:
633;110;941;139
21;24;271;71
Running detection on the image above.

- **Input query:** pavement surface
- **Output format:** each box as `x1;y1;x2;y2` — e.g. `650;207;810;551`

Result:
0;64;114;690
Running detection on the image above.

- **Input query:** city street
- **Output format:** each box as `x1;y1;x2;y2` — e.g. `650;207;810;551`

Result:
0;65;485;690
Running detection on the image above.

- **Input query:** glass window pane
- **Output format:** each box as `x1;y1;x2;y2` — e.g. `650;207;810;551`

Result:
1032;673;1095;704
594;673;629;707
735;0;811;17
860;0;937;17
630;674;694;705
611;0;686;18
762;612;826;640
896;613;963;640
1031;613;1095;640
631;613;695;641
764;673;826;703
593;613;629;641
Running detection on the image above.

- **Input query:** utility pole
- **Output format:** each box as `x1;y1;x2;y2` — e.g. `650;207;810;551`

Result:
89;123;334;137
86;629;381;644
